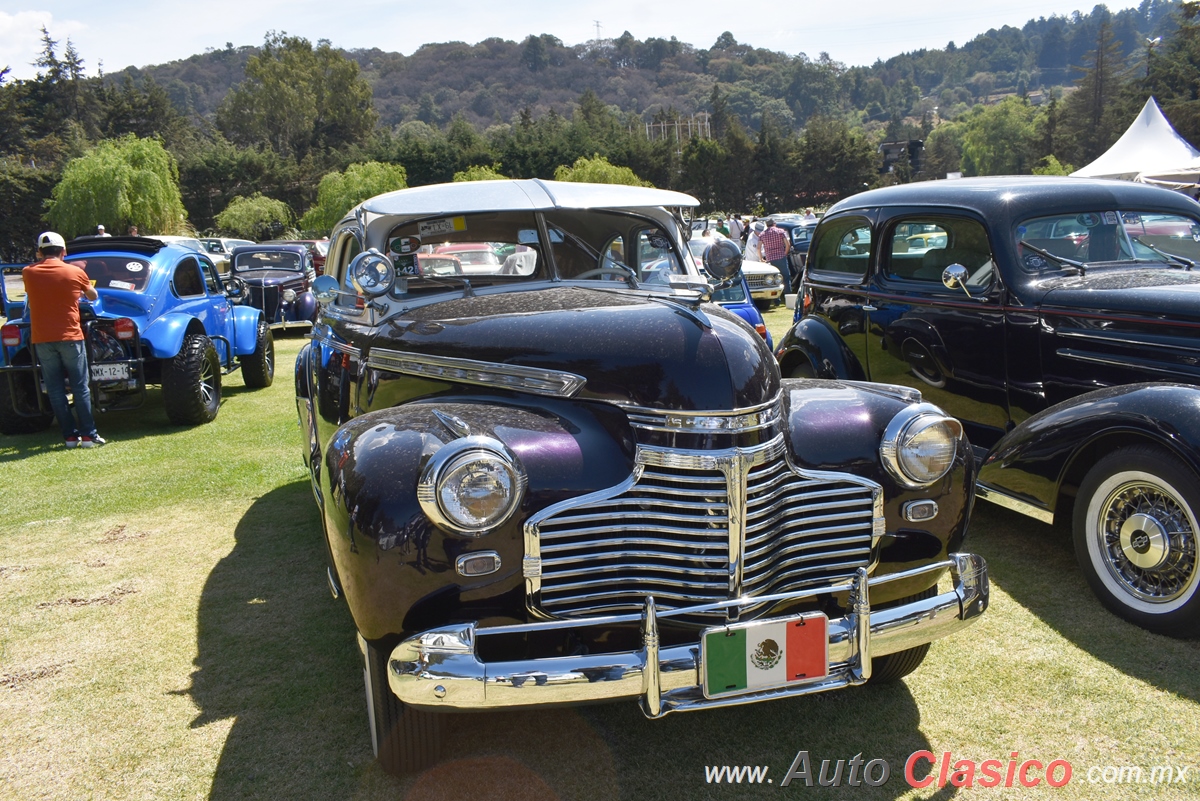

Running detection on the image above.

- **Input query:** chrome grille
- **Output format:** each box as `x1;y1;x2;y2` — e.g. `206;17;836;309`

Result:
742;459;876;596
535;464;731;616
744;273;775;288
526;405;881;622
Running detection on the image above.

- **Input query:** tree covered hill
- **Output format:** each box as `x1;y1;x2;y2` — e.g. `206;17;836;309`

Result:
124;1;1180;133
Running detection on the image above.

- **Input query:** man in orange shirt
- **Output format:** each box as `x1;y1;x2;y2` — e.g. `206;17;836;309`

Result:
22;232;106;448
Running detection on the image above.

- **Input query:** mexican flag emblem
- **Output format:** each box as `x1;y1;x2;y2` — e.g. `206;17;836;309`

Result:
703;613;828;697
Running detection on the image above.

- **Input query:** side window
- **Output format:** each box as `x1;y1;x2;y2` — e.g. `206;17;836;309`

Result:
635;229;685;285
808;217;872;280
201;261;222;294
329;231;363;306
885;217;994;287
173;258;205;298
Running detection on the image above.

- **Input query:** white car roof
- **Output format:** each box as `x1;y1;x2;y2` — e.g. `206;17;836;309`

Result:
357;179;699;218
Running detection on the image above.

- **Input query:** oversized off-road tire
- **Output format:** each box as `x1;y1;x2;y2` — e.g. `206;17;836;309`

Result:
868;587;935;683
240;319;274;389
361;635;442;775
1073;446;1200;637
0;372;53;435
162;333;221;426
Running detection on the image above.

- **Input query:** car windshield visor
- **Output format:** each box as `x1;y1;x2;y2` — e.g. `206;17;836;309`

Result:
234;252;302;272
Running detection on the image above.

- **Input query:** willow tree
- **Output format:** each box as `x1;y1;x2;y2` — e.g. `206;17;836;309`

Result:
553;154;649;186
45;135;187;237
453;163;507;182
299;161;408;233
215;193;293;238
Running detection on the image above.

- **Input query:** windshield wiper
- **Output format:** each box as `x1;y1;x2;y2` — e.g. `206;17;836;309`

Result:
1134;238;1195;270
1019;240;1087;275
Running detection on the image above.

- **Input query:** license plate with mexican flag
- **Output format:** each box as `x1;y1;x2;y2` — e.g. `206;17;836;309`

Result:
701;613;828;698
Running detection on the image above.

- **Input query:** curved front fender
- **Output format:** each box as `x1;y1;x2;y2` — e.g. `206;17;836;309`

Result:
776;315;866;380
321;397;636;641
232;305;264;355
978;383;1200;520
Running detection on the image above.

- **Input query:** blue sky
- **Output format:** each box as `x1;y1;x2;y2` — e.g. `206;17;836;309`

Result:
1;1;1145;81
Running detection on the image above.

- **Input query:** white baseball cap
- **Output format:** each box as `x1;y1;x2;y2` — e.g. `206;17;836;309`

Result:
37;231;66;248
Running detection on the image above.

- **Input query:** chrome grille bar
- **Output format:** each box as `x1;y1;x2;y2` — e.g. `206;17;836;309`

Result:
525;405;883;622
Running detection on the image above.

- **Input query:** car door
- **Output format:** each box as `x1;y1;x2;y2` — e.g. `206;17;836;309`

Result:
866;211;1010;451
201;258;234;359
803;213;876;373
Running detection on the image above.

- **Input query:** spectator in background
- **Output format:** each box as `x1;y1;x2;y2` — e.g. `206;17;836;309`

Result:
127;225;139;236
803;208;818;222
22;231;106;448
758;219;793;300
96;224;111;237
727;215;744;241
745;221;765;262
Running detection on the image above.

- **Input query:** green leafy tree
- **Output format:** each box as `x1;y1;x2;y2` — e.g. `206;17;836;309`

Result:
960;97;1040;175
453;163;507;181
553;154;649;185
215;193;293;238
1055;21;1129;166
45;135;187;237
792;117;876;206
299;161;408;233
217;32;376;158
1032;155;1075;175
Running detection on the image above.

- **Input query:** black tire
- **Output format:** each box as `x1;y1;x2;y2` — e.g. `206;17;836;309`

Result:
1073;446;1200;637
240;320;275;389
361;635;442;775
868;587;935;683
0;372;53;435
162;333;221;425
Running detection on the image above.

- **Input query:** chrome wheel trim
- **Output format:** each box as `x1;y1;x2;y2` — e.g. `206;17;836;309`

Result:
1086;470;1199;612
199;354;217;405
264;335;275;377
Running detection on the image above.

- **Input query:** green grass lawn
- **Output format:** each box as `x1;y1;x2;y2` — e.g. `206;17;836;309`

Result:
1;333;1198;800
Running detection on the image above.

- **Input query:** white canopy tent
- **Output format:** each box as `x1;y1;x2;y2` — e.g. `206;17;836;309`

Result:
1071;97;1200;191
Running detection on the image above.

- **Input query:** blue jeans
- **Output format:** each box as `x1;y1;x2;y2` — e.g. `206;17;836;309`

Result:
770;257;793;297
36;340;97;440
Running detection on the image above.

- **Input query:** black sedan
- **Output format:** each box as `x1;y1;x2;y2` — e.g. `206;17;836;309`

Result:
776;176;1200;636
229;244;318;330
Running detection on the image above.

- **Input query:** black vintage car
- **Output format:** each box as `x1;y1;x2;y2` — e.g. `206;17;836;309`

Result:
228;244;318;330
296;179;988;774
777;176;1200;636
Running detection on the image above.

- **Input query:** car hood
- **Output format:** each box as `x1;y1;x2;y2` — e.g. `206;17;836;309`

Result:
1038;267;1200;322
361;286;778;411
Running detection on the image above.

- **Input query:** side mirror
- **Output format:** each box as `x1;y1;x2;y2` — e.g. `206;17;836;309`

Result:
312;275;340;306
941;263;972;298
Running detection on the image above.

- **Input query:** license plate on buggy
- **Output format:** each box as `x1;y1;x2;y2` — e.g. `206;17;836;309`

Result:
91;363;130;381
701;612;828;698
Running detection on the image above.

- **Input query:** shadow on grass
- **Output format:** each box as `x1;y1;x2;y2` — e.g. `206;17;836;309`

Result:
967;503;1200;703
187;480;953;800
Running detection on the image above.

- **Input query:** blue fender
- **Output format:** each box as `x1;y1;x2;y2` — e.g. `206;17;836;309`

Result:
140;313;199;359
776;315;866;380
296;291;318;323
232;305;264;356
978;383;1200;521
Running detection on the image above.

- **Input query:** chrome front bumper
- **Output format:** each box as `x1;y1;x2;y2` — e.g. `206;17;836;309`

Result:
388;553;988;718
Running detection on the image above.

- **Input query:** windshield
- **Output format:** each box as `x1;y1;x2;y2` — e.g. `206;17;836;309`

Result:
76;256;152;292
379;209;689;297
1017;211;1200;268
234;251;304;272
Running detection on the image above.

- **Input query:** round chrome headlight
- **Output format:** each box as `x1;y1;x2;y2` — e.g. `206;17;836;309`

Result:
282;288;297;302
881;405;963;488
348;249;394;297
418;437;526;535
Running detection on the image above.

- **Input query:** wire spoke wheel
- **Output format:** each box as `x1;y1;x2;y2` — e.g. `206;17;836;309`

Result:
1097;480;1197;603
1074;446;1200;636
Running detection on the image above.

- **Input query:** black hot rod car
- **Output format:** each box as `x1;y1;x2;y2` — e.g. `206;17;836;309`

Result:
777;176;1200;637
296;179;988;774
